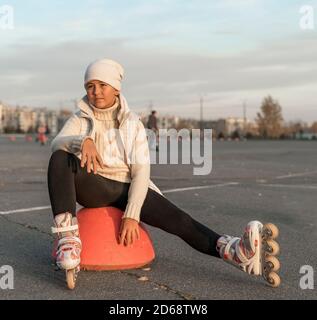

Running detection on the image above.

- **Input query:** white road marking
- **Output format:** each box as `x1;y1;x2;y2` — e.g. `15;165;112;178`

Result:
0;206;51;215
0;182;240;215
162;182;239;194
260;184;317;190
275;170;317;180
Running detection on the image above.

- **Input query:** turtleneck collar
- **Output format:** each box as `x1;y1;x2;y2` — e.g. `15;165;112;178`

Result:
89;96;120;121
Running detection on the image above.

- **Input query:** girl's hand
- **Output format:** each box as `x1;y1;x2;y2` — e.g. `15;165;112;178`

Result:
80;138;104;174
119;218;140;246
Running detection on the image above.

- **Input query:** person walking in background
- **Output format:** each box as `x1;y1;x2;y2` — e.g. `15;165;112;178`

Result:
147;110;159;151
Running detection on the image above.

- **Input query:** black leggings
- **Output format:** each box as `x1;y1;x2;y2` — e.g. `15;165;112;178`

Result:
47;150;220;258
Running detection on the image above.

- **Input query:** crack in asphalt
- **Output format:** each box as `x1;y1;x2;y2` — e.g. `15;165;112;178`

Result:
0;214;53;238
0;215;197;299
119;270;197;300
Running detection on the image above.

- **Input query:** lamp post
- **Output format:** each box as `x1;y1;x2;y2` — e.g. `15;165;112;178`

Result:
200;95;204;131
242;99;247;137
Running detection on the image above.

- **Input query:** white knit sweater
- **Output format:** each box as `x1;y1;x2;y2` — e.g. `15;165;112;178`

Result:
51;94;164;223
89;97;131;182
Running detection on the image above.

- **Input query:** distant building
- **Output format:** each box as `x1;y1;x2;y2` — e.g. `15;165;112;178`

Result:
225;117;246;136
295;131;317;140
160;115;179;129
0;102;69;134
224;117;259;138
57;110;72;132
2;105;19;132
37;108;47;127
0;102;260;139
208;119;226;137
17;107;37;133
0;103;3;133
46;110;58;135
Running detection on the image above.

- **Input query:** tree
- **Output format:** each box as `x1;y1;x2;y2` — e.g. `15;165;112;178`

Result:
256;96;284;138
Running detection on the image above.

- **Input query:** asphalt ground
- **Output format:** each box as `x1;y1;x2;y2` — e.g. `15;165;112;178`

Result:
0;136;316;300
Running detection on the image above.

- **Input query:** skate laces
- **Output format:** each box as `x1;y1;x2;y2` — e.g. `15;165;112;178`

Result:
222;237;250;265
56;236;82;260
218;228;257;267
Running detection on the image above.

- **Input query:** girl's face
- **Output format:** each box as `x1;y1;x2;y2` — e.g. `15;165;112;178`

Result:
85;80;119;109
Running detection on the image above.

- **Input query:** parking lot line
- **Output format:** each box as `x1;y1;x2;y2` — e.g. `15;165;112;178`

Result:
259;183;317;190
275;170;317;180
0;206;51;215
0;182;240;215
162;182;239;194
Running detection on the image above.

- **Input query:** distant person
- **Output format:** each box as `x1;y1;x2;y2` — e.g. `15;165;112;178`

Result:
45;125;51;135
47;58;281;289
147;110;158;131
37;125;47;145
147;110;159;151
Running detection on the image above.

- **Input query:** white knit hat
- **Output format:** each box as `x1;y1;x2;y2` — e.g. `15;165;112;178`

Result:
84;59;124;91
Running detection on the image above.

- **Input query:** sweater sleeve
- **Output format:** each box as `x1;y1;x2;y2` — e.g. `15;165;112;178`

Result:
122;120;150;223
50;114;91;154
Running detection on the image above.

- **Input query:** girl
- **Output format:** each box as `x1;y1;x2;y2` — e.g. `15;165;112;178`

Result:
47;59;280;289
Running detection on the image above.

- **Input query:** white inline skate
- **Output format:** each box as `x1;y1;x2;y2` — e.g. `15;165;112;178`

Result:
51;212;82;289
217;221;281;287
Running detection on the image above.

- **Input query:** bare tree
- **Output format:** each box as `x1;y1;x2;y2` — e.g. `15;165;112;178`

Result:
256;96;283;138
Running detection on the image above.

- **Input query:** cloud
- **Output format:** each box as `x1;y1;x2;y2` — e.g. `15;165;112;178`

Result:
219;0;259;6
0;31;316;122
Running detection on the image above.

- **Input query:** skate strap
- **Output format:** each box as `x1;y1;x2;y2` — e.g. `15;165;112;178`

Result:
223;237;238;257
56;236;82;253
51;225;79;234
231;238;250;264
224;237;239;256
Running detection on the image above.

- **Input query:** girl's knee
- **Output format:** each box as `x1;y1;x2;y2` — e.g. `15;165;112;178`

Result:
49;150;73;169
51;149;68;159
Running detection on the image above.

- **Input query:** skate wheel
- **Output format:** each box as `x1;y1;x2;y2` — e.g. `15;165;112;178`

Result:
263;223;279;239
66;269;76;290
267;272;281;288
265;255;280;272
266;239;280;256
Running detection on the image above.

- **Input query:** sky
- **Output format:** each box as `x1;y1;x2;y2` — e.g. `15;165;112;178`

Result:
0;0;316;123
